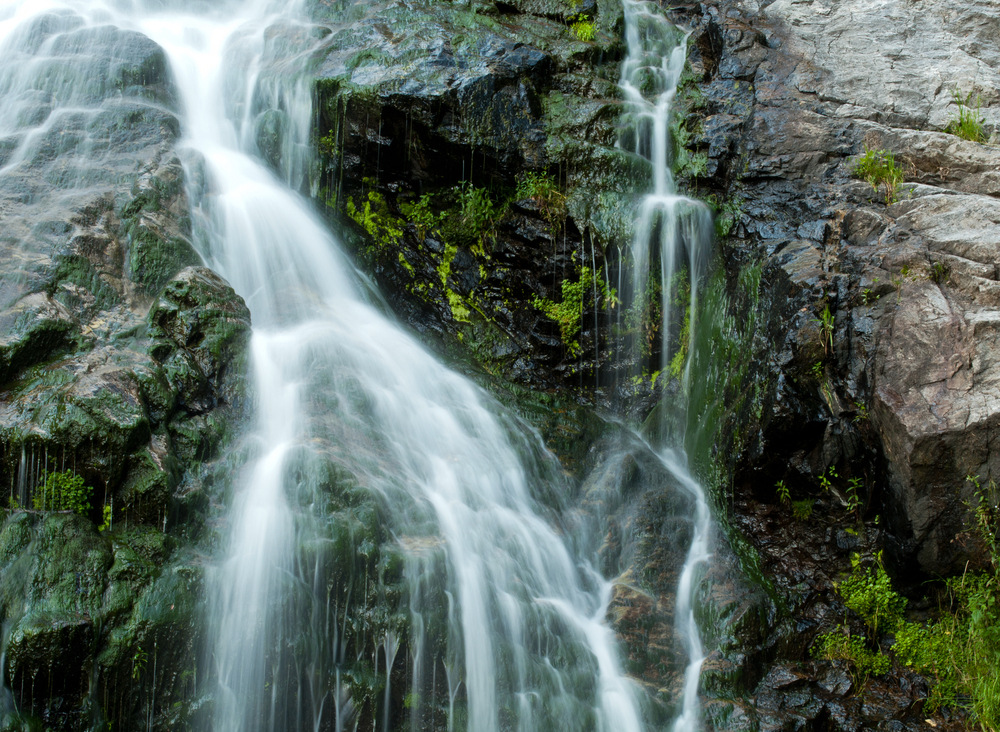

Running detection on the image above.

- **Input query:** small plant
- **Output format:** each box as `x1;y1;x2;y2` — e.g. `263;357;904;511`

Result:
33;468;92;516
570;14;596;41
944;90;988;143
853;401;869;423
447;181;503;250
861;278;880;305
813;629;891;683
846;477;864;516
534;266;617;357
99;503;113;532
810;361;824;380
929;260;949;285
792;499;814;521
818;465;839;493
399;193;443;240
667;304;691;379
775;479;790;505
853;146;904;204
840;552;907;635
814;304;835;354
516;171;568;230
132;646;148;680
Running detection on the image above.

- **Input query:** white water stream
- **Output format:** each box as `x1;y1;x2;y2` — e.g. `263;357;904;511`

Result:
619;2;716;730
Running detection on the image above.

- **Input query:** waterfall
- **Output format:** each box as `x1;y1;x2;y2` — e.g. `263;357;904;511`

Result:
0;0;653;729
619;1;716;729
0;0;724;726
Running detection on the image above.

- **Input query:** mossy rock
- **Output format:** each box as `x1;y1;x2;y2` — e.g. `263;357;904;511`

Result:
119;156;198;296
0;293;77;384
148;266;251;412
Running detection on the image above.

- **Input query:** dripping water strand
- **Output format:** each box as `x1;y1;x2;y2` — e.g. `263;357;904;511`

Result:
618;1;716;730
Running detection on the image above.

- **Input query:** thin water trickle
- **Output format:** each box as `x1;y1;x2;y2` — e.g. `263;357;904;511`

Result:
619;1;716;729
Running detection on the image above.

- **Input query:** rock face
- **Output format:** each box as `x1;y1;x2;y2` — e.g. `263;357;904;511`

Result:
0;12;249;730
308;0;999;728
0;0;996;729
688;0;1000;577
310;0;639;387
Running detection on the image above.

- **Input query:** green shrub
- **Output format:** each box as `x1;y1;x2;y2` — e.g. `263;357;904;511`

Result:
944;90;988;143
838;552;907;635
813;629;891;682
852;146;904;204
32;469;92;516
399;193;443;239
570;15;596;41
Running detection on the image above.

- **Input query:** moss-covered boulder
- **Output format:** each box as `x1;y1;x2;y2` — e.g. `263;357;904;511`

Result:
311;0;640;390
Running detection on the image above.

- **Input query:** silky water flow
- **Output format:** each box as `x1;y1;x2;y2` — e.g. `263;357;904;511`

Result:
618;2;716;730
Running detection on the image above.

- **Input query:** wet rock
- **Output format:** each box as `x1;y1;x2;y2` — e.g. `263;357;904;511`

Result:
0;14;247;729
148;266;252;414
665;0;1000;650
311;0;631;389
0;292;77;382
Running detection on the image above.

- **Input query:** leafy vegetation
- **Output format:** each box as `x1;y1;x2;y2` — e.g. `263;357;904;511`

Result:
32;468;92;516
813;479;1000;727
814;631;891;681
791;499;814;521
455;181;498;238
814;304;834;354
852;146;904;204
775;479;790;505
399;193;443;240
839;552;906;635
516;171;567;231
944;90;988;143
533;266;617;356
570;15;596;42
667;304;691;378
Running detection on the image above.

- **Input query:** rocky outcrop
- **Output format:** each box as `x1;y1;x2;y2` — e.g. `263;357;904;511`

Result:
0;13;249;730
310;0;638;388
308;0;999;728
680;0;1000;578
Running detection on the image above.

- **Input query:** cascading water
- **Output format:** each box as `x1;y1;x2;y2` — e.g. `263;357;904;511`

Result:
0;0;724;727
618;2;716;730
0;0;654;730
142;4;653;730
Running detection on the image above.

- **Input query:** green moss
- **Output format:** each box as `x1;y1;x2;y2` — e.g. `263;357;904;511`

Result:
346;189;404;249
398;251;415;275
119;190;199;295
667;304;691;379
48;254;119;311
533;266;617;356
